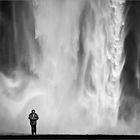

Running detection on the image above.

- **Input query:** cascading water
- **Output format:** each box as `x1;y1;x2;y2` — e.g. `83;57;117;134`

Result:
0;0;140;135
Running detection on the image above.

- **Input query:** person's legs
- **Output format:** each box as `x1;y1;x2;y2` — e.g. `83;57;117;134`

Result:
31;125;34;135
32;125;36;135
34;125;36;135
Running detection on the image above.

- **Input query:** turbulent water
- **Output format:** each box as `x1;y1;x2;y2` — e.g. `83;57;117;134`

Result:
0;0;140;134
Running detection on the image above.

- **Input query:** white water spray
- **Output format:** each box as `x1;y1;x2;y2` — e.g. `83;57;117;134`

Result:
0;0;129;134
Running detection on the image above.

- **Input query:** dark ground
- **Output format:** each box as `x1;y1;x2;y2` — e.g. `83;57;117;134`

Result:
0;134;139;139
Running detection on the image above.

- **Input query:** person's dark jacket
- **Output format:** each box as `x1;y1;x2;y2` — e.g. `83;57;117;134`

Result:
28;113;39;125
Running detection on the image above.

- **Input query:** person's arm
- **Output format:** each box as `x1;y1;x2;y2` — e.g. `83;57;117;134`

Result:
35;114;39;120
28;114;33;120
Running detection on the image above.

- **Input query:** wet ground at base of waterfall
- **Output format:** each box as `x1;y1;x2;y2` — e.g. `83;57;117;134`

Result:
0;134;138;139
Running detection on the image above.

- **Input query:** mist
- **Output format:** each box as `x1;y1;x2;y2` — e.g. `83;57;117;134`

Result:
0;0;140;135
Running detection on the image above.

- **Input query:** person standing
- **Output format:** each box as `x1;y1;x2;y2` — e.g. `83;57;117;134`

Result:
28;109;39;135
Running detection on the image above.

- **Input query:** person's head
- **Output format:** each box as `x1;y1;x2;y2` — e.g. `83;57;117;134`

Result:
32;109;35;114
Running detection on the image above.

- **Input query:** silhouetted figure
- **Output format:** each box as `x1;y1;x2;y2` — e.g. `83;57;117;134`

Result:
28;109;39;135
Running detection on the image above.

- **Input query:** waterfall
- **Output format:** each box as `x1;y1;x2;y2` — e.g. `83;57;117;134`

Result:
1;0;140;135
